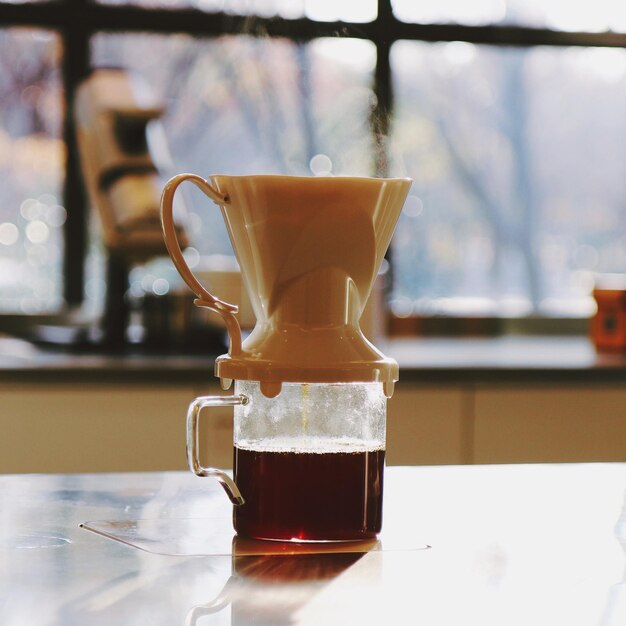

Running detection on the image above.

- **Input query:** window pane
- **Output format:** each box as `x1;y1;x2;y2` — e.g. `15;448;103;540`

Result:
390;41;626;317
95;0;376;22
0;29;64;313
392;0;626;32
91;34;375;274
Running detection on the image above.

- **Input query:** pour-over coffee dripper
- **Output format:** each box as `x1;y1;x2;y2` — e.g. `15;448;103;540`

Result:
160;174;411;541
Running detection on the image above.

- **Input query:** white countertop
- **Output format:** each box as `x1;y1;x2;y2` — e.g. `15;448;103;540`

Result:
2;464;625;625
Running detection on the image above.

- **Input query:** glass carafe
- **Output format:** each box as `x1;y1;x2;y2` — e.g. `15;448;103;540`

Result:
188;381;386;541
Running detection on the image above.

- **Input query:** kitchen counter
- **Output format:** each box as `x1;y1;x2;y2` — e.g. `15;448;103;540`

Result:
1;334;624;473
2;464;625;625
1;334;625;385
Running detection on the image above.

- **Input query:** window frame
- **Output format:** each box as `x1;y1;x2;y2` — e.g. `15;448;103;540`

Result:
1;0;625;330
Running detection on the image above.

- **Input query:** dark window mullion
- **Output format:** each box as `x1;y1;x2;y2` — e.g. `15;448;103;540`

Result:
373;1;395;298
372;39;391;178
370;0;394;177
3;2;626;48
61;0;91;305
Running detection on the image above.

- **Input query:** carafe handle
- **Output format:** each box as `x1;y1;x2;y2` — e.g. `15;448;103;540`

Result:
160;173;242;355
187;393;248;506
185;576;236;625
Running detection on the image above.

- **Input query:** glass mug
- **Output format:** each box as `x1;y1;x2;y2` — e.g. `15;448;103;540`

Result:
188;380;387;541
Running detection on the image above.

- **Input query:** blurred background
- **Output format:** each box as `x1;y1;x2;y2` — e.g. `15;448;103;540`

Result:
2;0;626;335
2;1;626;475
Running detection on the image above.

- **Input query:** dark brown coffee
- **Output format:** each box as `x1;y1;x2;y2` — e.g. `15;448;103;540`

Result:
233;445;384;541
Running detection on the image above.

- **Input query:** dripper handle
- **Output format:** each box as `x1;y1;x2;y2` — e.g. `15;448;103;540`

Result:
160;173;242;355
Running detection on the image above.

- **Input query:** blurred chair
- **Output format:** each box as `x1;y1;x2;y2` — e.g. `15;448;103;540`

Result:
74;68;188;346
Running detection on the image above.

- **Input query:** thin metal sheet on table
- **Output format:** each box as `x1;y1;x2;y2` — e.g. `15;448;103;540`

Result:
80;516;430;556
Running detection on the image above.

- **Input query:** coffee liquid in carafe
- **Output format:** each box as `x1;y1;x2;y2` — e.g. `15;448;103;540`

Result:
233;441;384;541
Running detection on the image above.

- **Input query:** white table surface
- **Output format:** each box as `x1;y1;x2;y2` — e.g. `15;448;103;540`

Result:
2;464;625;625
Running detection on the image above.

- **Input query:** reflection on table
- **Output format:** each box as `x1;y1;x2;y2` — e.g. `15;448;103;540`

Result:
1;465;625;625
